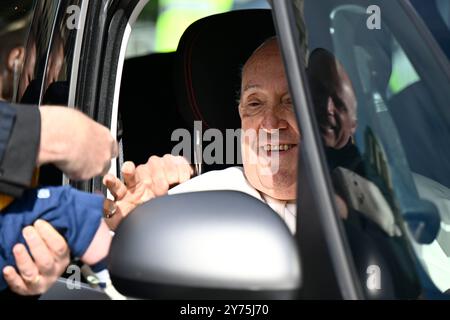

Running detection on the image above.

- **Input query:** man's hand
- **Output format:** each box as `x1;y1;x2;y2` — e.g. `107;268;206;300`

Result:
103;155;193;230
38;106;118;180
2;220;70;296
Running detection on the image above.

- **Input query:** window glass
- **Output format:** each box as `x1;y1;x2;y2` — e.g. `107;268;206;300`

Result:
388;40;419;96
126;0;271;58
18;0;59;104
0;0;34;102
298;0;450;298
436;0;450;30
41;0;83;106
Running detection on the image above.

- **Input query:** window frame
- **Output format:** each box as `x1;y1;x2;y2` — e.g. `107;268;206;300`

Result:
273;0;367;300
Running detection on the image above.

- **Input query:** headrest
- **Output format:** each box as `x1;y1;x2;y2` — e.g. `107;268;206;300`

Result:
174;9;276;131
120;53;188;164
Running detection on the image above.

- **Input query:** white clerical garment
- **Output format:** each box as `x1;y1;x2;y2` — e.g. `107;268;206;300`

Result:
168;167;297;234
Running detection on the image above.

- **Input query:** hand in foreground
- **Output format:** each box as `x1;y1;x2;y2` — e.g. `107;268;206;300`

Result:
3;220;70;296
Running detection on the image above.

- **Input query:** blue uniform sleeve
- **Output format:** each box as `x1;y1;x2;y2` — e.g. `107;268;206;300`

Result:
0;103;17;164
0;186;104;291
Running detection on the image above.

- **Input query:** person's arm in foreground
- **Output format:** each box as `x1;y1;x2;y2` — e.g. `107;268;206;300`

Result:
0;103;118;197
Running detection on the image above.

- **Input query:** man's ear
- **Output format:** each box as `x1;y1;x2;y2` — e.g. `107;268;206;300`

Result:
7;46;25;72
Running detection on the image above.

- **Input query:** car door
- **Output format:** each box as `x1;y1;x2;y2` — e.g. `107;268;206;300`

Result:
276;0;450;299
40;0;150;300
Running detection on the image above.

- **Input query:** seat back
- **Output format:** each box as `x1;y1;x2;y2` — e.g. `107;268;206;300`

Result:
119;53;187;165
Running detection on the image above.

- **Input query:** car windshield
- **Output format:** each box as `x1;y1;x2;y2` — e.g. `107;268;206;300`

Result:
300;0;450;296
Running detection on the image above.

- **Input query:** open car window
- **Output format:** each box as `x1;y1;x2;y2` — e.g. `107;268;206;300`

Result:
119;1;274;169
41;0;84;106
297;0;450;298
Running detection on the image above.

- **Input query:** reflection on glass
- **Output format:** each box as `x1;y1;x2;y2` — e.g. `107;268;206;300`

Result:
41;0;82;105
0;0;34;102
301;0;450;298
18;0;59;103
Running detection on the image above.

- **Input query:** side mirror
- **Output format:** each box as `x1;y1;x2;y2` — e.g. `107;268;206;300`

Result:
108;191;301;299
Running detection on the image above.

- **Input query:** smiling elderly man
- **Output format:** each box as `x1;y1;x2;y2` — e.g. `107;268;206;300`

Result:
104;37;345;233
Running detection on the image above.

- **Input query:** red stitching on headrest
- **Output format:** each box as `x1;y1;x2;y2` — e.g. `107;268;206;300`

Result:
184;31;210;129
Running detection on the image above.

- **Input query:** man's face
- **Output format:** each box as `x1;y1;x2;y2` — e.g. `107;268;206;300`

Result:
239;39;300;201
309;54;357;150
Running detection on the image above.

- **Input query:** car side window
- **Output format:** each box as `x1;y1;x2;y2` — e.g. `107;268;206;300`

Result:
41;0;84;106
0;0;35;103
411;0;450;60
120;1;273;167
298;0;450;298
436;0;450;29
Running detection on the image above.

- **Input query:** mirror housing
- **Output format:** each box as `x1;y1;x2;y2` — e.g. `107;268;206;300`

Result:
108;191;301;299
